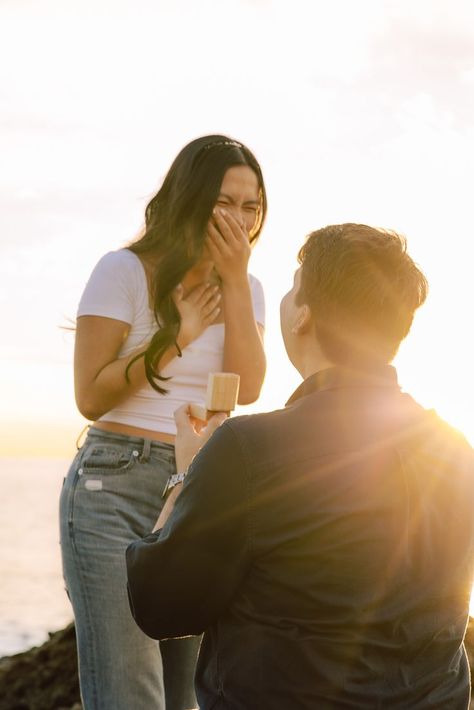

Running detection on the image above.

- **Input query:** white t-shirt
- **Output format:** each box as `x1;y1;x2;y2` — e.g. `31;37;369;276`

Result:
77;249;265;434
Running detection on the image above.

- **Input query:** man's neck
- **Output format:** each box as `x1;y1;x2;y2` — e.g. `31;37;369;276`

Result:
297;348;335;381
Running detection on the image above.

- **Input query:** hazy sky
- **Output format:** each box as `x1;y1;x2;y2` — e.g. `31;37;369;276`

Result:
1;0;473;456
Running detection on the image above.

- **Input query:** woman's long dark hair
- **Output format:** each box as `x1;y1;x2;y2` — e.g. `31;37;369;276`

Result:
126;134;267;393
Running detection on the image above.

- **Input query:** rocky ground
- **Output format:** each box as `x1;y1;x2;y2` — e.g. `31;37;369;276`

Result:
0;624;80;710
1;621;474;709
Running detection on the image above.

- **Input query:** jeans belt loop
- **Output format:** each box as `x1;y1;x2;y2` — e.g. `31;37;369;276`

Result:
139;437;151;463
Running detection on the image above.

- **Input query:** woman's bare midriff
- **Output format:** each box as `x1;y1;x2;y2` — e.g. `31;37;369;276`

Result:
93;420;175;445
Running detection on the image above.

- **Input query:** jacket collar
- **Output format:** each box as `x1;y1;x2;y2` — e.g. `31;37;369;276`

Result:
286;365;399;407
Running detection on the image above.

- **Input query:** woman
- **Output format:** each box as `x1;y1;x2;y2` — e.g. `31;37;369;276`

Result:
59;135;267;710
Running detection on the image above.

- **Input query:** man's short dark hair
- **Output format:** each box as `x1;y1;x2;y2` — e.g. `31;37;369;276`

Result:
297;223;428;366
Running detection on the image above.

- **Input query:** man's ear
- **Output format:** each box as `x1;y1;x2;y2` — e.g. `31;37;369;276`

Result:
291;304;312;334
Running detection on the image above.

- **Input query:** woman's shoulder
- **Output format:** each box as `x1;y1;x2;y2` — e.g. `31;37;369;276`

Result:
248;272;263;288
248;272;265;298
78;248;147;316
96;248;143;271
90;249;146;286
247;273;265;325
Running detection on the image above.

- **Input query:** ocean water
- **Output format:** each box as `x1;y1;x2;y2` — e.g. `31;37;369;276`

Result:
0;458;73;657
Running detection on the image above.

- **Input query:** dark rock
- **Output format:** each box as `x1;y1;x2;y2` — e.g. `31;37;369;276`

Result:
0;624;80;710
1;619;474;708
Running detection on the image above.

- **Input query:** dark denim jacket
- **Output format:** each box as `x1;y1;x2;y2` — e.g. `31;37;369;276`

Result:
127;366;474;709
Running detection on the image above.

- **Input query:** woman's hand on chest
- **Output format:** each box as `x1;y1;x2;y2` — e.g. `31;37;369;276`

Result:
174;282;222;349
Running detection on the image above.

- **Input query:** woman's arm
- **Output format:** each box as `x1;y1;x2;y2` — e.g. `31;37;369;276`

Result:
221;280;265;404
75;283;221;421
74;316;150;420
207;209;266;404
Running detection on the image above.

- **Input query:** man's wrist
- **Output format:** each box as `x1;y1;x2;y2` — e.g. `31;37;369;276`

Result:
153;482;183;532
162;471;187;499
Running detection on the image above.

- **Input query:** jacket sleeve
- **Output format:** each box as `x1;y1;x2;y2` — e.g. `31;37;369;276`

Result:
126;420;249;640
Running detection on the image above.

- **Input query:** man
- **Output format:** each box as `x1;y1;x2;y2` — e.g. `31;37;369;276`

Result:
126;224;474;709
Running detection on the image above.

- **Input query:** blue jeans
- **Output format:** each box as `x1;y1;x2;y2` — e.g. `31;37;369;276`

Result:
59;427;200;710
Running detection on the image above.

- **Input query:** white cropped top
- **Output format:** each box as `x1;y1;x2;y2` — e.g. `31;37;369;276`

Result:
77;249;265;434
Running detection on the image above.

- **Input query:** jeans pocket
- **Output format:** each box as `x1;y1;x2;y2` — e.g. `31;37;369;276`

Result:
80;443;138;476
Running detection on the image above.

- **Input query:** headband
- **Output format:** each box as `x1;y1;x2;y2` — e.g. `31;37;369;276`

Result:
203;140;243;150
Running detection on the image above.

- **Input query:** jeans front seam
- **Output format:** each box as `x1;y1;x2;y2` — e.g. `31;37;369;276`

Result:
67;450;86;552
68;476;100;710
73;540;100;710
65;453;100;709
